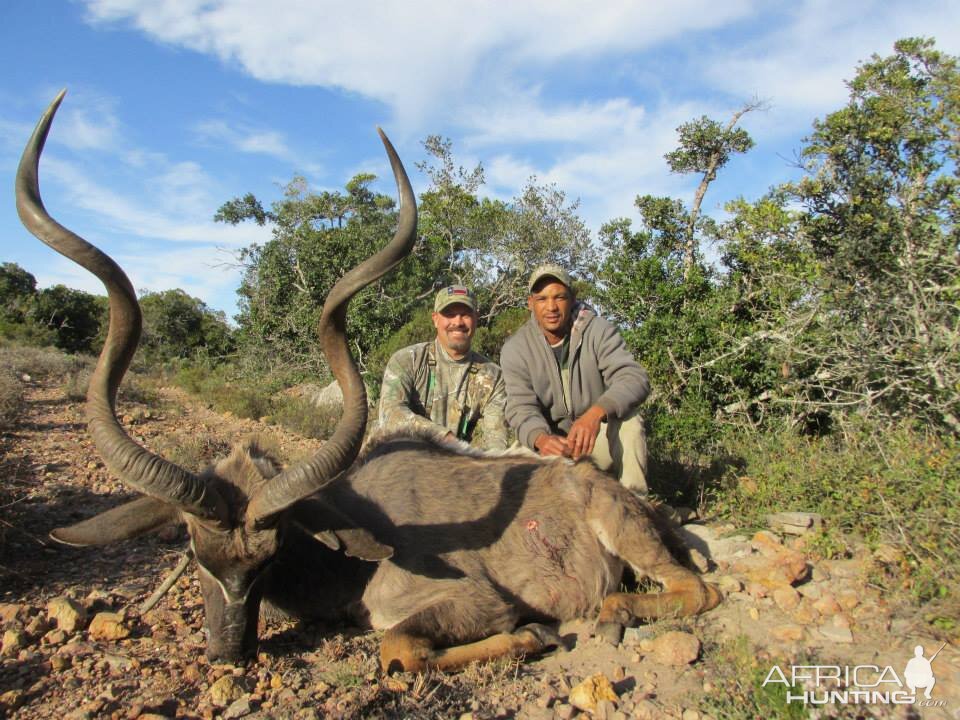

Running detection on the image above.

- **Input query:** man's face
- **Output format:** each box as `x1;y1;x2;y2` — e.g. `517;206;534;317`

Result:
432;303;476;358
528;280;573;339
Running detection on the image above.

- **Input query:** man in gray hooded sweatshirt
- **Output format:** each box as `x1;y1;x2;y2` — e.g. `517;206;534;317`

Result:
501;265;650;492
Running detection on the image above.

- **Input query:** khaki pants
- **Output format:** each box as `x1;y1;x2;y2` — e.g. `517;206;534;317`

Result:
591;410;648;493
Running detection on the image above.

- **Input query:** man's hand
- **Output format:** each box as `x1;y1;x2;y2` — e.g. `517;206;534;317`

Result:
566;405;606;460
534;433;570;457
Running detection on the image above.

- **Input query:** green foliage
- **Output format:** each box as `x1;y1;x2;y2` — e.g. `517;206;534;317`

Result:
0;343;89;378
139;288;235;365
416;136;596;319
700;636;809;720
152;434;233;474
710;421;960;604
697;38;960;435
0;262;38;323
472;306;528;362
30;284;105;354
171;361;274;421
665;114;755;176
271;396;342;439
595;202;738;456
778;37;960;433
223;172;441;378
214;192;271;226
0;316;56;347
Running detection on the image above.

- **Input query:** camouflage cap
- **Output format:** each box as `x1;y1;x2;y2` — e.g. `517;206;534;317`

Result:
528;264;573;293
434;285;477;313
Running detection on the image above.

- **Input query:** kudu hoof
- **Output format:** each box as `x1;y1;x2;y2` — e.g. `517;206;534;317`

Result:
516;623;563;653
594;621;625;645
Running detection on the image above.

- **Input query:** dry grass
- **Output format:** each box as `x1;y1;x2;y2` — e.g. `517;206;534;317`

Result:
271;396;342;439
0;344;90;379
151;433;234;474
0;366;24;430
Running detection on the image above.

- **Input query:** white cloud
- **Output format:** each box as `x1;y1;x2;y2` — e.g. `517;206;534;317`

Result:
42;156;266;247
82;0;756;123
194;118;293;160
480;98;714;229
57;104;121;151
705;0;960;122
462;95;647;146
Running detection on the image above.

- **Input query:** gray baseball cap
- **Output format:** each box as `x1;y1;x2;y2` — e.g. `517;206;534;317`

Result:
528;264;573;293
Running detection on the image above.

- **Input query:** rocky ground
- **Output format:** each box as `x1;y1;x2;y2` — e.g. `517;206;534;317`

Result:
1;378;957;719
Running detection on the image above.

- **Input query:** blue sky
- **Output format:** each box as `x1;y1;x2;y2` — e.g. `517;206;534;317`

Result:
2;0;957;320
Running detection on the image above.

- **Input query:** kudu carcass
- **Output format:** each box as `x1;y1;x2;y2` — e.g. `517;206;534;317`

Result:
20;92;720;674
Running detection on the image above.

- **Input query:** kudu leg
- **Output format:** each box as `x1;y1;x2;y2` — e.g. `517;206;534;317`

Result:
380;600;560;673
586;486;721;643
597;564;722;625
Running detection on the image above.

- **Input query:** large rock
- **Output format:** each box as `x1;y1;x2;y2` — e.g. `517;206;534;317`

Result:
730;532;809;589
568;674;618;713
87;612;130;641
677;525;752;565
648;631;701;666
770;624;805;642
0;603;28;627
47;597;87;634
288;380;374;409
1;629;28;656
209;675;249;707
766;512;823;535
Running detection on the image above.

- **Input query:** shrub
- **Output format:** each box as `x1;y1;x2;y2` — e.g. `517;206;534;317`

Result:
118;371;160;406
152;433;233;473
207;383;274;421
63;366;159;406
0;366;24;429
709;420;960;607
62;368;90;402
0;344;89;379
271;395;341;439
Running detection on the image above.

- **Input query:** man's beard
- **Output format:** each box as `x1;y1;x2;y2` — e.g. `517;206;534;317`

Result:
445;327;471;353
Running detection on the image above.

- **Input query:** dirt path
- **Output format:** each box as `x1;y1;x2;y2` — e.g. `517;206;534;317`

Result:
1;379;957;719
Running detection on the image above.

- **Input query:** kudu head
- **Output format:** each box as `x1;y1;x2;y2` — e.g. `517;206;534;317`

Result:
17;91;417;662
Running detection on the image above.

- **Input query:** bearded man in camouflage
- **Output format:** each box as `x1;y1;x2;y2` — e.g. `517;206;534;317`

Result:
377;285;508;451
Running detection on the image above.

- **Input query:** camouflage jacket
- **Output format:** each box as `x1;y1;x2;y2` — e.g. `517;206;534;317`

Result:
377;340;508;451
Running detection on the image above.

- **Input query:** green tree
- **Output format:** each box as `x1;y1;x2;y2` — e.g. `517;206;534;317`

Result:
417;136;594;321
139;289;234;364
594;107;760;449
31;284;104;354
595;201;728;452
775;37;959;432
665;103;762;278
0;262;38;322
220;172;443;380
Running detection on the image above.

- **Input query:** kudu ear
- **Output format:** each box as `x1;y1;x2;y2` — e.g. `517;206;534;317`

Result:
50;496;181;547
290;499;393;562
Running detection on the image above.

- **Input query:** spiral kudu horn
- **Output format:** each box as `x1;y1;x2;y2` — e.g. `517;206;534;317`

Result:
16;91;228;527
246;128;417;524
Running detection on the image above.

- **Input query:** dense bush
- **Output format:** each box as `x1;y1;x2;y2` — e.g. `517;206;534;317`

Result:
709;421;960;608
139;289;235;365
0;343;89;379
172;362;275;421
